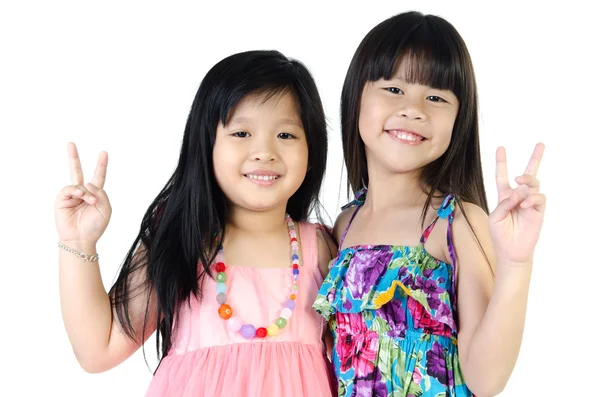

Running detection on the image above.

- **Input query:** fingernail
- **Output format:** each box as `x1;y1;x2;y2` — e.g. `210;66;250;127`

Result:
75;189;83;195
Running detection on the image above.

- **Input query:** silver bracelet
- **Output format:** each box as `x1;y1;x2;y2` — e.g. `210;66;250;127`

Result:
58;241;100;262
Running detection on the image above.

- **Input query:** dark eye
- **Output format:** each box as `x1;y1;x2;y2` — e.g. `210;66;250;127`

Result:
232;131;250;138
386;87;404;95
278;132;296;139
426;96;447;103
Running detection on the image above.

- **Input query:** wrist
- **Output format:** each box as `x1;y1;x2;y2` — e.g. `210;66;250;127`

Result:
58;241;99;262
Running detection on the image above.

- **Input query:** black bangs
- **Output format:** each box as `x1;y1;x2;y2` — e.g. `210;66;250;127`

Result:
363;12;468;98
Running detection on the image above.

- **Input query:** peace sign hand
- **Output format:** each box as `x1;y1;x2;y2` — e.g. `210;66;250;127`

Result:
488;143;546;265
54;142;112;245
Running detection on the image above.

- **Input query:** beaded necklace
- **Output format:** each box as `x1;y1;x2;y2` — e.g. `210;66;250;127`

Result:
214;214;300;339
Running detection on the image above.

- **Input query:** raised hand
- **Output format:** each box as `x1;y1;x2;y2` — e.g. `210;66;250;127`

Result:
488;143;546;265
54;142;112;245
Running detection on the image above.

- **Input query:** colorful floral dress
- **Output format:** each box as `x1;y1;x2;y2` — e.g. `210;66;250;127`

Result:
313;189;474;397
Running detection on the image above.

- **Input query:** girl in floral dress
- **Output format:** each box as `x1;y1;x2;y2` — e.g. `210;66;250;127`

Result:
314;12;546;397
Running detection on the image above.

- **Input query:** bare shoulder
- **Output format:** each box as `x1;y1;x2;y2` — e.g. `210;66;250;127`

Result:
450;199;496;275
332;206;356;243
452;200;489;236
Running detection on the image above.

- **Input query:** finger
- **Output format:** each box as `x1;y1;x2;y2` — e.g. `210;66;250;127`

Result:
86;183;111;213
58;184;97;204
520;193;546;211
489;188;521;225
524;142;545;177
67;142;84;186
91;151;108;189
495;147;511;201
515;174;540;189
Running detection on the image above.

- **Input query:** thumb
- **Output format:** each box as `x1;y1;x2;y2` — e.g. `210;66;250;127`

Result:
85;183;111;214
489;189;521;225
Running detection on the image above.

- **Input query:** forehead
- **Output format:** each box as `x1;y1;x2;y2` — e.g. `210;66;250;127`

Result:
227;91;302;127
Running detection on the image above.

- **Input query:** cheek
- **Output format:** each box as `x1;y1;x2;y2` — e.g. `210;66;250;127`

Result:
358;96;387;136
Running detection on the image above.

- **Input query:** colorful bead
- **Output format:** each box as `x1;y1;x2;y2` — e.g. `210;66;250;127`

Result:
218;304;233;319
267;324;279;336
227;316;242;332
256;327;268;338
240;324;256;339
216;213;298;339
285;299;296;310
276;318;287;328
215;262;226;272
280;308;292;319
216;283;227;294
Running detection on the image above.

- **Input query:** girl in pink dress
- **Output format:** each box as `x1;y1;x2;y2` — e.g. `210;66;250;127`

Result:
55;50;336;396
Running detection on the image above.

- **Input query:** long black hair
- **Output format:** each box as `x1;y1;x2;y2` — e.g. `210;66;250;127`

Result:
341;11;489;220
109;50;328;362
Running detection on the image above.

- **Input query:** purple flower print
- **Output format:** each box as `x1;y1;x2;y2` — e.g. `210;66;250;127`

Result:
414;275;443;295
344;250;392;299
427;295;441;311
375;299;407;338
352;366;387;397
426;342;448;386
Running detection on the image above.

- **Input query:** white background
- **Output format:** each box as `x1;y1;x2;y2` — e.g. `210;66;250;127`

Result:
1;1;598;396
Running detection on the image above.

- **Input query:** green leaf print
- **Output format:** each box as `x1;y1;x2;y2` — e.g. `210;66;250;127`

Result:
424;375;431;392
372;317;391;334
363;310;374;322
449;353;465;385
410;290;431;311
338;378;350;396
407;382;423;397
421;254;440;271
389;256;407;270
394;350;408;389
313;295;330;315
378;339;393;380
434;393;447;397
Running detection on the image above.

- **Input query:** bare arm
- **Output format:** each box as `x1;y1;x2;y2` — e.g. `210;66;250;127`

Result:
56;143;157;373
59;242;157;373
455;144;546;396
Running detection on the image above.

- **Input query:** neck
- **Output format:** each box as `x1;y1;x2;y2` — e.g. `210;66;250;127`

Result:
363;158;427;212
227;205;288;235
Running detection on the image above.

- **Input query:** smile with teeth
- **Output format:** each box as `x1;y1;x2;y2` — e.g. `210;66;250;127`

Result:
387;130;425;142
245;174;280;180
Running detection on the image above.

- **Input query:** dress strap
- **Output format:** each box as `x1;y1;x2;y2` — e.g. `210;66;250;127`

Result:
338;187;367;250
420;194;456;246
420;195;458;307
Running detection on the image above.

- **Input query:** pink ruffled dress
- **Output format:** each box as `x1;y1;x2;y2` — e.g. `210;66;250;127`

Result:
145;222;335;397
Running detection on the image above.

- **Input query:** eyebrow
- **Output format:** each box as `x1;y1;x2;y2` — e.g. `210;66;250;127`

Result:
228;116;302;127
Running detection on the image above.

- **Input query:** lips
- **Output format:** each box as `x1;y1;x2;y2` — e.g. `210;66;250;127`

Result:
386;129;426;143
244;170;281;181
245;174;280;181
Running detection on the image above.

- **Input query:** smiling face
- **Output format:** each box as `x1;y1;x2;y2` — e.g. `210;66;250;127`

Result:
212;90;309;213
358;57;460;176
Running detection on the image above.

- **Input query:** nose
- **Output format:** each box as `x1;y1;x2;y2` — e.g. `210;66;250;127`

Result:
251;137;276;162
397;98;426;121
